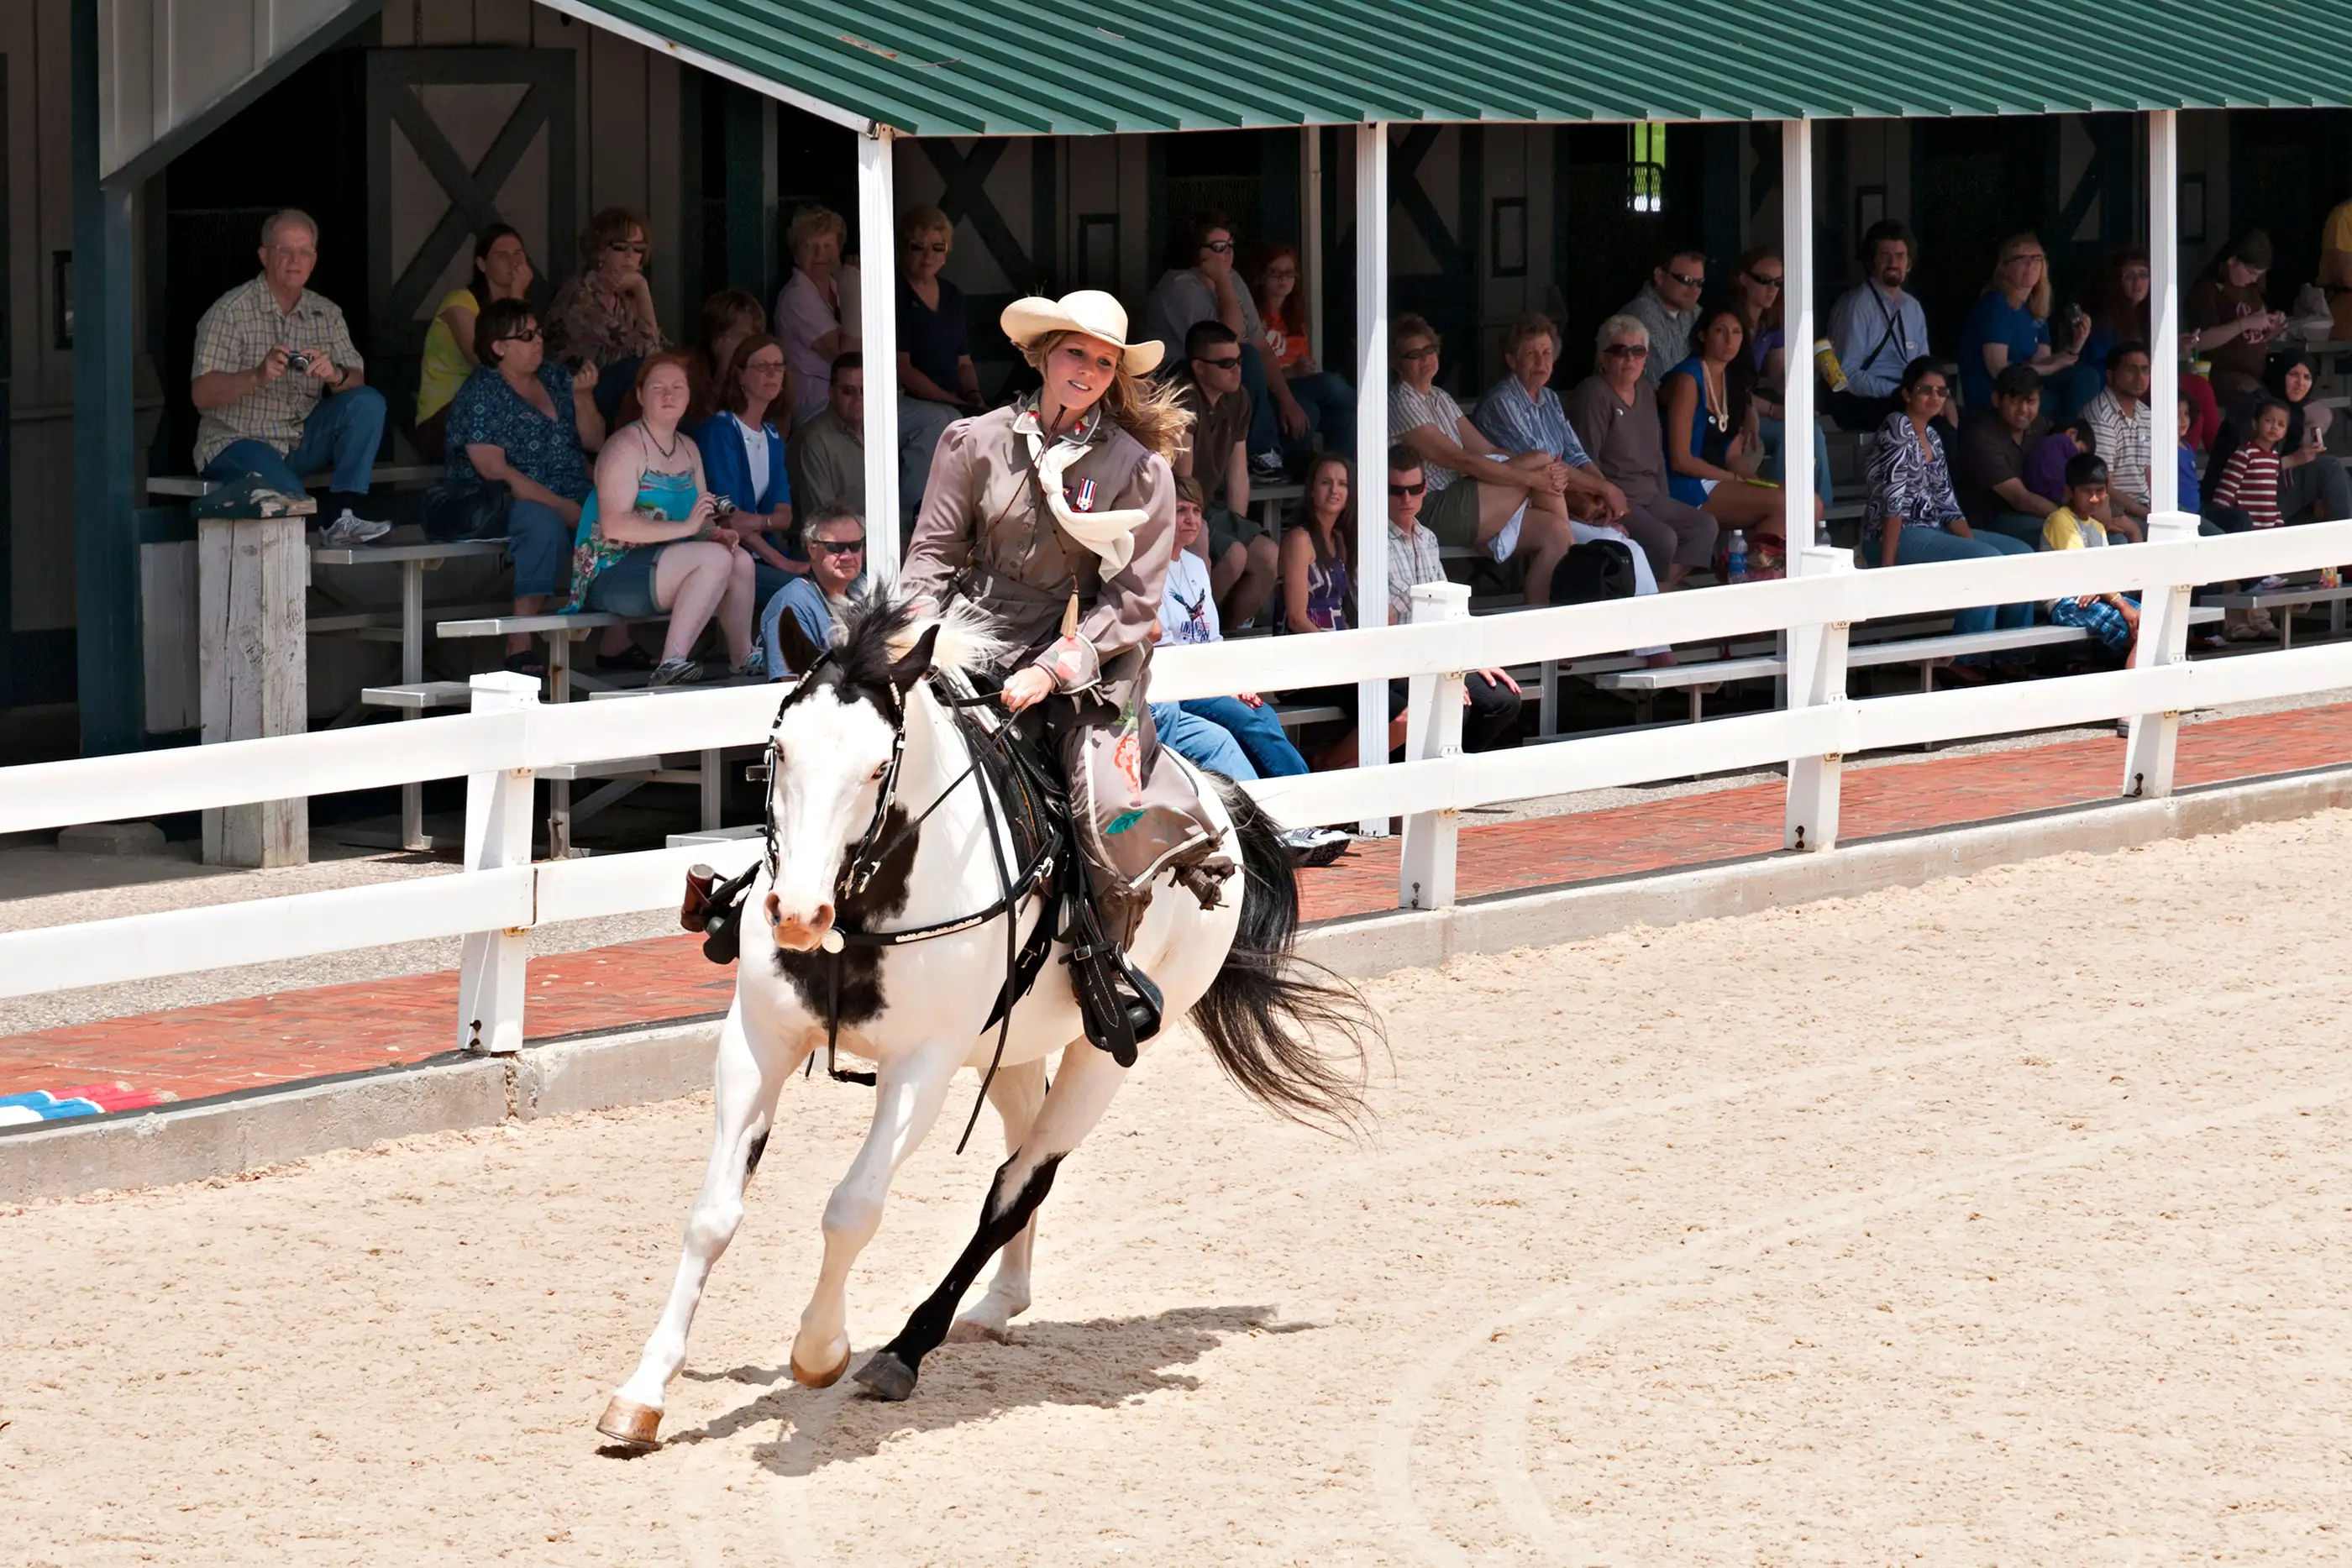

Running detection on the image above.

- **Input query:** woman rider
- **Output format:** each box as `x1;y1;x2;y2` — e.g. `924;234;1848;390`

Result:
900;291;1232;1038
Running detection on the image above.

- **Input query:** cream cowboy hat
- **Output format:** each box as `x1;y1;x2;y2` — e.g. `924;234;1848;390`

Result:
1000;289;1164;376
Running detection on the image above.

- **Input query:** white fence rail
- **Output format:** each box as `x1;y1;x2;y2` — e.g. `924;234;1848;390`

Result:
4;515;2349;1054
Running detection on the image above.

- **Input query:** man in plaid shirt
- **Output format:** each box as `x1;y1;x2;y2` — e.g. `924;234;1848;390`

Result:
190;209;389;543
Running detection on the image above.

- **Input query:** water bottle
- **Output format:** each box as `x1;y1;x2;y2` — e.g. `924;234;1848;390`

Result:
1726;529;1749;584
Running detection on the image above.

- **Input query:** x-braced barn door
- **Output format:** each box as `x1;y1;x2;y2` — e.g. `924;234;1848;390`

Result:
365;49;576;441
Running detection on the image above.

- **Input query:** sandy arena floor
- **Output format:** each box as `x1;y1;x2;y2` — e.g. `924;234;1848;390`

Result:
8;810;2352;1565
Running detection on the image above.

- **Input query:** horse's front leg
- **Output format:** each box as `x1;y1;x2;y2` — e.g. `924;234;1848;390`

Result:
856;1037;1127;1401
598;1003;802;1448
789;1034;969;1387
947;1056;1049;1345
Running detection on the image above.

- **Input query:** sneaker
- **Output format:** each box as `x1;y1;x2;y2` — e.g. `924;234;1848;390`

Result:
1248;449;1288;482
1278;826;1352;868
321;508;391;548
2255;574;2288;591
647;657;703;687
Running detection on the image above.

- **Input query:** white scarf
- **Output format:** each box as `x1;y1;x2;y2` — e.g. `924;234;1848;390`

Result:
1020;406;1152;578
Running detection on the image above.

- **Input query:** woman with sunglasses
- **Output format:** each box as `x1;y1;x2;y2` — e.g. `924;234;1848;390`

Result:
894;204;980;530
444;297;606;676
690;333;801;611
545;207;666;427
416;224;534;462
1249;242;1356;472
1864;359;2035;682
1728;246;1834;511
1141;213;1297;480
1563;314;1719;589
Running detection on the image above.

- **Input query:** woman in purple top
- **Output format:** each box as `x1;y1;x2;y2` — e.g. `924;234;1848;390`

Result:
1278;453;1355;633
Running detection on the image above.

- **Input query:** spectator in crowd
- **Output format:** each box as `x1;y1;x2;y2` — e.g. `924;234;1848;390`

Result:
1728;247;1833;508
1953;362;2060;546
682;288;767;425
1562;314;1720;589
444;297;604;677
1278;453;1355;635
895;205;979;526
2079;342;2154;536
190;208;390;547
1389;313;1576;606
1960;232;2091;414
2177;391;2202;518
565;353;757;686
1619;245;1707;389
1470;312;1682;656
760;506;868;679
415;223;533;463
545;207;666;427
789;351;866;519
1661;304;1811;553
778;206;854;427
2186;231;2290;402
2082;246;2223;451
2205;350;2351;527
1252;243;1357;469
690;333;801;607
2024;422;2087;511
1862;358;2035;682
2210;396;2292;530
1824;220;1933;430
1172;321;1276;626
1151;475;1316;784
1379;446;1521;750
2040;454;2141;665
2323;190;2352;340
1142;212;1297;480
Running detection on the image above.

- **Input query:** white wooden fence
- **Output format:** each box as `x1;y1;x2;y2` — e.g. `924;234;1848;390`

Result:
5;513;2351;1057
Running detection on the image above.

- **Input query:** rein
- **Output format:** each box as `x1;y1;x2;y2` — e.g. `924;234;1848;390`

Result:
762;655;1062;1151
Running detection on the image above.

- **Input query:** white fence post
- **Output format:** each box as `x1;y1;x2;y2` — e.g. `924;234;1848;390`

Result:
2121;511;2200;800
1399;581;1469;909
858;128;902;577
1353;121;1390;836
456;671;539;1053
1783;543;1855;851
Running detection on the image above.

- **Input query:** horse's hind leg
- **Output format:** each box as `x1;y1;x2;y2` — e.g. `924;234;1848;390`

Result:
947;1057;1048;1345
856;1040;1124;1402
598;1004;796;1448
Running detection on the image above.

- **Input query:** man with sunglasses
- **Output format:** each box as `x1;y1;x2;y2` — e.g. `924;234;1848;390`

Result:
1171;321;1278;628
1825;220;1933;431
1616;246;1708;390
758;506;868;679
1142;212;1299;480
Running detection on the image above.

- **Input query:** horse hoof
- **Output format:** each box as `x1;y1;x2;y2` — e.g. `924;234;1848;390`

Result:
945;1318;1007;1345
790;1344;850;1388
596;1397;662;1449
853;1350;917;1402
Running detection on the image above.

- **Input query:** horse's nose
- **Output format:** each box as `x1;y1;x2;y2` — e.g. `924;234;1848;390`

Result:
766;894;836;952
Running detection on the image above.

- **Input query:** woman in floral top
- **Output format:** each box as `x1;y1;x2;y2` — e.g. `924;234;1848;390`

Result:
1864;358;2036;681
546;207;666;426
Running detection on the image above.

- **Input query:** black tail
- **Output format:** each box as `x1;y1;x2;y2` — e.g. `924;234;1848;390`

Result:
1190;783;1380;1133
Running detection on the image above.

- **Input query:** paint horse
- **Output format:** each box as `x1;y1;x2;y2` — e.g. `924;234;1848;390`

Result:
598;591;1371;1445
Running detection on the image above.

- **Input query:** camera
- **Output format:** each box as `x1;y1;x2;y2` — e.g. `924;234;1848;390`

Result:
285;349;315;374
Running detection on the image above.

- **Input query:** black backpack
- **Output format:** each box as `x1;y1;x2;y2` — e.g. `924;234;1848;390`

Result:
1548;537;1637;606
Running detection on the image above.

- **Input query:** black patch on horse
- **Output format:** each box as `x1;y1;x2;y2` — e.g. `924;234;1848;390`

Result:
769;802;916;1023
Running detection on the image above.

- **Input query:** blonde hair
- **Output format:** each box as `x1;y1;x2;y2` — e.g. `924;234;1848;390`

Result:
786;205;848;263
1988;232;2053;321
1020;330;1190;464
898;205;953;249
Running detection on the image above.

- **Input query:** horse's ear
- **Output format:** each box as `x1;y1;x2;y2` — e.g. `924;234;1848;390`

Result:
774;606;828;679
886;623;941;693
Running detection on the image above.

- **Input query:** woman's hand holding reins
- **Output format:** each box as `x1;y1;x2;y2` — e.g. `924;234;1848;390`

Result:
1000;667;1056;711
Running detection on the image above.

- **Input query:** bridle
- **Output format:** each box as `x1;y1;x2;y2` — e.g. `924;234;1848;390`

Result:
759;649;1063;1151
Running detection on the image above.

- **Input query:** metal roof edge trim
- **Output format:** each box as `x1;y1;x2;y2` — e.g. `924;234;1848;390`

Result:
537;0;881;134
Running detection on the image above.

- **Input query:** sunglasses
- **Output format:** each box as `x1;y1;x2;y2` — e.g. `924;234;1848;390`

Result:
500;328;543;344
607;240;649;254
1263;266;1297;279
1603;343;1649;359
1202;239;1235;254
1913;383;1950;400
1746;272;1785;290
1388;481;1427;496
811;538;866;555
906;240;948;254
1197;354;1242;370
1665;269;1704;288
1398;344;1438;361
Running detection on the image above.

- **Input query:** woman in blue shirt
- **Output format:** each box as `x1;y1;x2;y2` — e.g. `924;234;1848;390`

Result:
1658;305;1798;548
688;333;801;611
1960;233;2091;412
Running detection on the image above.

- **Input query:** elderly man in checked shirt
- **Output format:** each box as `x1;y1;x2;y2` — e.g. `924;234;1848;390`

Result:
188;208;389;546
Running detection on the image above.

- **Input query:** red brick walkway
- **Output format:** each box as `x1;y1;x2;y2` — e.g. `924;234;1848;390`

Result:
5;703;2349;1112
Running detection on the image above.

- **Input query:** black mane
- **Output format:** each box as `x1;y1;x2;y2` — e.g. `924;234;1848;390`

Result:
774;588;921;723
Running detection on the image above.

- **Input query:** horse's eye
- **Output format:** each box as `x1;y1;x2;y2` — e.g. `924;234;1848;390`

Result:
869;763;889;781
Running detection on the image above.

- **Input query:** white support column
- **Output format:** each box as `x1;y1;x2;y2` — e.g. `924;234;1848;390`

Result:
1354;122;1390;835
1304;127;1325;369
1399;581;1468;909
1779;118;1818;529
456;671;539;1054
2148;110;2181;517
1782;543;1855;851
858;129;903;576
2121;513;2198;800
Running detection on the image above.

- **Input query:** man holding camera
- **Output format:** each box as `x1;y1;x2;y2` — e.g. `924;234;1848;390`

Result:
190;208;389;546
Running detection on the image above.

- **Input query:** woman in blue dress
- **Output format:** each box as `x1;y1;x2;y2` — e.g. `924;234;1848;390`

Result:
1659;304;1806;552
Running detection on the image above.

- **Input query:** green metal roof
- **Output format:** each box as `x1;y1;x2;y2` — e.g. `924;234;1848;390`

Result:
554;0;2352;135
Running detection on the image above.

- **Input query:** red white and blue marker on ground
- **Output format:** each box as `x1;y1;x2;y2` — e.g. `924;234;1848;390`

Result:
0;1083;175;1128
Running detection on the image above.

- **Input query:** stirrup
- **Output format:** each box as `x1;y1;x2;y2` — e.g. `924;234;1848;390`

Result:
1060;894;1162;1067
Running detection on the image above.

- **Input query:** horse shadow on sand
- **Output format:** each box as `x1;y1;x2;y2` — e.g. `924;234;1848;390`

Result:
608;1303;1310;1472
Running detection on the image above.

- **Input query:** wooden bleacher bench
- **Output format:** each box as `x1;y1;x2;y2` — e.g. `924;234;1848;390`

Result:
146;463;444;501
2205;578;2352;648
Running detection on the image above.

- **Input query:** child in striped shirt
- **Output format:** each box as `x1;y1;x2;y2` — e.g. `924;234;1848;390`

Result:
2211;397;2292;529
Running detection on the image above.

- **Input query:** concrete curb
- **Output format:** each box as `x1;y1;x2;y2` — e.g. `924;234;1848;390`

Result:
11;764;2349;1202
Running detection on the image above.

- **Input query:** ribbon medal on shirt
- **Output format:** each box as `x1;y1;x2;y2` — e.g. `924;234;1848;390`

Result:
1066;477;1098;514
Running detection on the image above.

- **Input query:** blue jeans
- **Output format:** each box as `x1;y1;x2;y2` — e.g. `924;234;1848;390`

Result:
1152;701;1255;780
506;497;575;597
1178;695;1308;779
202;385;386;497
1248;364;1358;464
1881;525;2035;655
1760;414;1835;509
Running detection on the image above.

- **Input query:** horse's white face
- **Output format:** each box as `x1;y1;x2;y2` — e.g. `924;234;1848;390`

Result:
763;684;898;952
